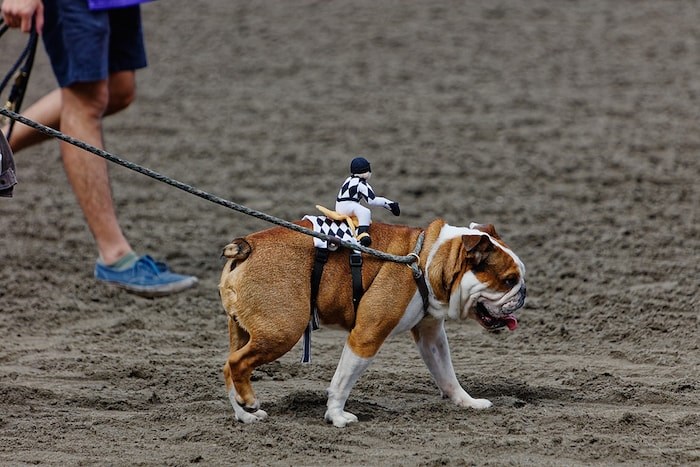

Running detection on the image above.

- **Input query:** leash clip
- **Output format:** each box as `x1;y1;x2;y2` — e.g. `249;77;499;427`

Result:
406;252;421;278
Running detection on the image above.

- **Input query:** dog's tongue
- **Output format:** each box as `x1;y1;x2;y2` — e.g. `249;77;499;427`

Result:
504;315;518;331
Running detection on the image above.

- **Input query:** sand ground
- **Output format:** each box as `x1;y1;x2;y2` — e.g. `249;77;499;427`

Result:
1;1;698;465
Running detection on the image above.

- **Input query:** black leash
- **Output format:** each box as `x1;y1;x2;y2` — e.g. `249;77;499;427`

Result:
0;106;421;266
2;15;432;365
0;19;9;38
0;19;421;266
0;19;39;140
1;29;430;361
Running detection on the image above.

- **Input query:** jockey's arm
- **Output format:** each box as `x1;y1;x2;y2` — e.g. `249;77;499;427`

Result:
367;195;395;210
365;183;400;216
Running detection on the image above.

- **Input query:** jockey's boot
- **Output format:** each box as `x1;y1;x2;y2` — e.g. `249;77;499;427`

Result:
357;225;371;247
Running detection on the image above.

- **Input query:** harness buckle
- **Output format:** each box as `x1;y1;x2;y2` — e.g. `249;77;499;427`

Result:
349;253;363;267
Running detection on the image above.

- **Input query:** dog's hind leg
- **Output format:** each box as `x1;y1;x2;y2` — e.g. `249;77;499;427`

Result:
222;317;267;423
225;382;268;424
223;316;306;423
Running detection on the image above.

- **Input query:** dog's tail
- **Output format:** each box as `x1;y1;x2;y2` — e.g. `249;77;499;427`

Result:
219;238;252;322
222;238;252;269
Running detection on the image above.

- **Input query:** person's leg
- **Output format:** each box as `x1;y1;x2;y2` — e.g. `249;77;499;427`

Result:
59;80;132;265
63;78;197;296
3;89;62;151
4;70;137;153
106;70;137;112
10;0;196;296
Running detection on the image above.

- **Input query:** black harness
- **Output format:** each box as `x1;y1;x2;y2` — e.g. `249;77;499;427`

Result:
301;232;429;363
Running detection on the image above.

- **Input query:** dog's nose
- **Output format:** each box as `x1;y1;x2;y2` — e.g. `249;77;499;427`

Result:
516;284;527;309
500;284;527;313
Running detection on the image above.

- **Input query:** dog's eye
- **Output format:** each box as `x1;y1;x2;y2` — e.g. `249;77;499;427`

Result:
503;274;518;288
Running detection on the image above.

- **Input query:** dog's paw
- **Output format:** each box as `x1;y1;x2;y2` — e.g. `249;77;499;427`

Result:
229;388;267;423
467;398;493;410
236;409;268;424
324;409;358;428
450;391;493;410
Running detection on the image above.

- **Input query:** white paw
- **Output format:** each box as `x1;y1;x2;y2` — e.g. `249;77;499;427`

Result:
236;408;268;424
445;387;493;409
454;397;493;410
468;398;493;410
229;388;267;423
324;409;359;428
452;394;493;409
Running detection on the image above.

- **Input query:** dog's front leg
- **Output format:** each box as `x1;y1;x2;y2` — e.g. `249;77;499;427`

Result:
325;342;374;427
412;318;492;409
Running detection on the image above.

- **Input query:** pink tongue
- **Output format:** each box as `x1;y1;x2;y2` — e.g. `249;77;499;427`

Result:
505;316;518;331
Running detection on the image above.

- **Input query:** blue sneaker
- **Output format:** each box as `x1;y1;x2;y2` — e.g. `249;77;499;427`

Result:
94;255;198;298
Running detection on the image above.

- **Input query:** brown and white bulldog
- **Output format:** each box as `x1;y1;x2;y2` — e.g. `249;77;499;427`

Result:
219;218;526;427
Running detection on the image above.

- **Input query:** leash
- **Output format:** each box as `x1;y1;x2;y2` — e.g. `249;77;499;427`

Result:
0;19;39;141
0;26;419;264
0;107;421;266
1;29;429;360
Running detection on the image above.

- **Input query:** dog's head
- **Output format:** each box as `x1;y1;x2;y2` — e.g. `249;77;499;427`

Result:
426;222;526;331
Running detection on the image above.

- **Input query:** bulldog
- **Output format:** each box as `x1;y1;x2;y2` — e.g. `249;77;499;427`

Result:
219;218;526;427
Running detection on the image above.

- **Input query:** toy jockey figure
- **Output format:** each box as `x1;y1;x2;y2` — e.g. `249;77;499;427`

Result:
335;157;400;246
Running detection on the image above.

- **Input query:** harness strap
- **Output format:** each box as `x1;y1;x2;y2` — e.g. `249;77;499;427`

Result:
349;251;363;317
408;232;430;315
301;232;427;363
302;247;329;363
310;248;328;330
413;265;430;314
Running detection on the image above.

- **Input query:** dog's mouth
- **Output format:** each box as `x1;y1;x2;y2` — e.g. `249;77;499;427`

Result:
473;284;526;332
474;302;519;332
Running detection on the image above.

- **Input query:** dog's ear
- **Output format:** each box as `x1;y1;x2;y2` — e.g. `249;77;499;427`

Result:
462;234;493;266
469;223;500;239
427;238;468;302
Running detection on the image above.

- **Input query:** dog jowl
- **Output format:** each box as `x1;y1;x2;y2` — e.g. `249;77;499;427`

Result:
218;218;526;426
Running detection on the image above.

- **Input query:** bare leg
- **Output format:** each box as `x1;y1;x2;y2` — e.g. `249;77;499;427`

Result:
59;80;132;264
4;70;137;153
3;69;196;295
4;88;62;151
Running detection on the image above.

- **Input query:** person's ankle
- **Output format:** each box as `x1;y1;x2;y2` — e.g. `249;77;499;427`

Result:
98;251;138;270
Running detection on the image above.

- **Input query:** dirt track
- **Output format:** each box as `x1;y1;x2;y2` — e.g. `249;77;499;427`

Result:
1;1;698;465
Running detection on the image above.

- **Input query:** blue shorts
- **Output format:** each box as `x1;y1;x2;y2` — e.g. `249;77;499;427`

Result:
42;0;147;87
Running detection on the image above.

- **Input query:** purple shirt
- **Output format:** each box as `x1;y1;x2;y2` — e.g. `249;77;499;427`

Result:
87;0;154;11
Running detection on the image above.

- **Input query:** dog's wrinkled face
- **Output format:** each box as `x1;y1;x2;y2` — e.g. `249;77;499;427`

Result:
428;223;527;330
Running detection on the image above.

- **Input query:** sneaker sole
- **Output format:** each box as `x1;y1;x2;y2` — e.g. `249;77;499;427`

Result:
98;276;198;298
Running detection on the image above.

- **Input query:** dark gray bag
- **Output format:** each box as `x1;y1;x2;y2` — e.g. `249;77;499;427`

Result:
0;130;17;197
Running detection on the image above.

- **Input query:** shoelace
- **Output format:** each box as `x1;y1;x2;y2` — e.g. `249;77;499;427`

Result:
136;255;168;275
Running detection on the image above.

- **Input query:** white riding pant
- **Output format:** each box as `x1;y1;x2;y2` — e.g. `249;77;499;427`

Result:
335;201;371;226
